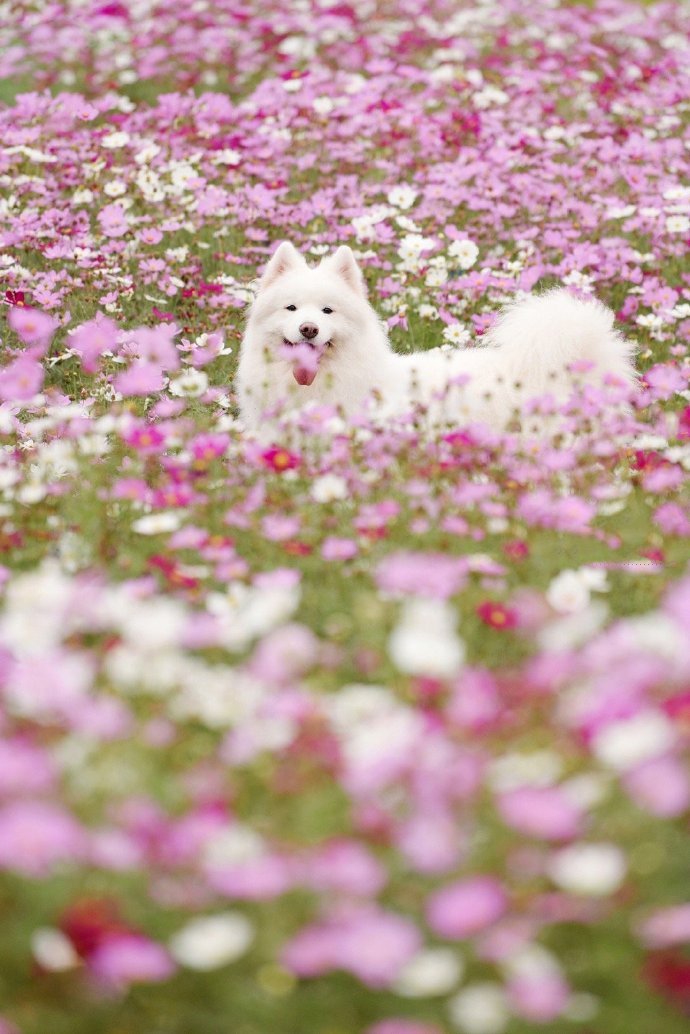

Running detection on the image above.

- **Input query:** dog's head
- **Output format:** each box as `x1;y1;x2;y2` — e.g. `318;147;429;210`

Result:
247;241;372;386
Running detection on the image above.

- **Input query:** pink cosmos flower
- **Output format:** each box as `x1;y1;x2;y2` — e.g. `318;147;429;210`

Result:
207;855;293;900
427;876;507;939
497;786;583;841
653;502;690;536
70;315;119;373
644;363;687;400
623;756;690;817
89;935;175;988
375;551;467;598
139;227;163;245
250;623;318;683
507;970;570;1022
114;362;166;396
322;537;358;560
98;203;129;237
121;325;180;371
261;514;302;541
395;810;463;874
0;801;86;876
0;738;56;796
303;840;387;897
283;906;421;987
8;305;58;346
637;904;690;949
0;355;44;401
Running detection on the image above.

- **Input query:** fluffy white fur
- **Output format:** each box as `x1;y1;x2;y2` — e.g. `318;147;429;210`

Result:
236;241;637;432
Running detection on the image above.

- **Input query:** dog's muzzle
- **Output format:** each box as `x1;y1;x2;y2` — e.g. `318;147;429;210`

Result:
283;338;330;386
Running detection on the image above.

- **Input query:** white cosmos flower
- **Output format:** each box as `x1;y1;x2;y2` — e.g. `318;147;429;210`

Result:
389;597;465;678
169;370;209;397
448;238;479;269
101;131;130;149
448;983;509;1034
419;304;439;319
310;474;348;503
666;215;690;233
104;180;127;197
31;928;79;971
394;947;463;997
547;843;626;896
216;148;241;165
204;825;265;868
546;569;591;613
387;185;418;209
313;96;335;115
592;710;675;771
132;512;182;535
170;913;254;970
443;323;471;346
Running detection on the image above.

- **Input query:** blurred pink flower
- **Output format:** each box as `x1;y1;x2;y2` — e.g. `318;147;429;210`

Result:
0;801;86;875
89;935;175;988
427;877;507;939
507;970;570;1022
283;906;421;987
114;362;166;395
637;904;690;949
497;786;583;841
70;315;119;373
0;355;44;401
624;756;690;817
8;306;58;346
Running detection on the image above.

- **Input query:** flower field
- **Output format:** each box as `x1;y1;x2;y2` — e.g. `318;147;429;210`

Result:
1;2;690;1032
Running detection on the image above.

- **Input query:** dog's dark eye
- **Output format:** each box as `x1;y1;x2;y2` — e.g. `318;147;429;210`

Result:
322;307;333;314
285;304;297;311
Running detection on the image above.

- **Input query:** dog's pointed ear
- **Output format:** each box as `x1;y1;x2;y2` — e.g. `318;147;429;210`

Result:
260;242;306;290
329;245;367;296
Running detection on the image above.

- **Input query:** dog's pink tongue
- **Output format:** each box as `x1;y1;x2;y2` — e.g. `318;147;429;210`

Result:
293;365;316;386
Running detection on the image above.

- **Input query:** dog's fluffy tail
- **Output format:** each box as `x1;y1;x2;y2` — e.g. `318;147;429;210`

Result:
484;289;637;389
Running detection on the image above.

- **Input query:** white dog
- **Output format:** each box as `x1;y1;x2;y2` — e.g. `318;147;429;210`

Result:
236;241;636;432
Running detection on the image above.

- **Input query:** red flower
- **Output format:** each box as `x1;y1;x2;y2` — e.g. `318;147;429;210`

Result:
4;290;25;307
477;601;518;630
60;898;130;959
261;446;301;472
663;691;690;731
678;406;690;441
644;952;690;1008
284;540;312;556
503;540;530;561
632;449;665;471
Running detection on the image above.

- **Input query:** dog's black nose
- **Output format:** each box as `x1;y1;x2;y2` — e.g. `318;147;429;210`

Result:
299;322;318;340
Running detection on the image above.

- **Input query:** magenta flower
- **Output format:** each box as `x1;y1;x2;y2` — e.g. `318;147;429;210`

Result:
0;355;44;402
8;305;58;347
637;904;690;949
283;907;421;987
427;877;507;939
497;786;583;841
375;551;467;598
0;738;56;796
114;362;166;396
89;935;175;988
70;315;119;373
97;202;129;237
507;969;570;1022
322;537;358;560
121;325;180;371
0;801;86;876
623;756;690;817
304;840;387;897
